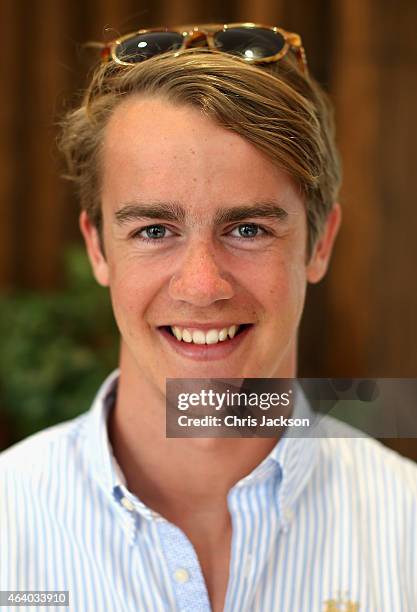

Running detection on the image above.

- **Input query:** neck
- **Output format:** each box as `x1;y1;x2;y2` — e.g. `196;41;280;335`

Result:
108;342;297;522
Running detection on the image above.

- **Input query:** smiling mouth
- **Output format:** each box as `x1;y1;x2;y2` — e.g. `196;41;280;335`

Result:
160;324;252;345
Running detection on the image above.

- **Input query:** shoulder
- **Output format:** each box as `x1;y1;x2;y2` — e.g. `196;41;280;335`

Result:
315;418;417;501
0;414;89;483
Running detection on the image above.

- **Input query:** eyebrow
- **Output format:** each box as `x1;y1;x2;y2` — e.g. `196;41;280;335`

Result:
114;202;186;225
214;203;288;224
114;201;289;226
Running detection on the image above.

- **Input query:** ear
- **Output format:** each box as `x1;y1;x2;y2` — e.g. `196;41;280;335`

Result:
306;203;342;284
79;210;109;287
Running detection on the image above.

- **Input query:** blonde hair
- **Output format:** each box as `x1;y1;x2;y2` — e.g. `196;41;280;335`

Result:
58;48;341;258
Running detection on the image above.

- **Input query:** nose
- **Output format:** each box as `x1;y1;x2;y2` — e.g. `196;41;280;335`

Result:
168;239;234;307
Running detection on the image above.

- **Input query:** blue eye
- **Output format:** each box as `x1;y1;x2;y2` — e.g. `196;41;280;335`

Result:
130;224;175;246
230;223;267;239
236;223;260;238
142;225;166;239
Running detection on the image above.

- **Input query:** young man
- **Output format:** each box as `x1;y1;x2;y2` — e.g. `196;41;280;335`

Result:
1;24;416;612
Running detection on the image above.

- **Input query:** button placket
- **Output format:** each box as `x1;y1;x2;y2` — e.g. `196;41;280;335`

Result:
157;519;211;610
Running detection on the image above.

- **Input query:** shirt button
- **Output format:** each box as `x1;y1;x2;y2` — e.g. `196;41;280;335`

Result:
121;497;135;512
174;568;190;584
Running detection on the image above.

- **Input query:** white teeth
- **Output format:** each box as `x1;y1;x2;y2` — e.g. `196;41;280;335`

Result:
206;329;220;345
192;330;206;344
169;325;242;344
218;328;228;341
182;329;192;343
172;326;182;341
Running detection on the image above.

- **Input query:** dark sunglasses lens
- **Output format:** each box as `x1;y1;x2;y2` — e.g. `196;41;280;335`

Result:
115;31;184;63
214;27;285;60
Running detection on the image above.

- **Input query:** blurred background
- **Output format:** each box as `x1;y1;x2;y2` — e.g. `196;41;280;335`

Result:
0;0;416;458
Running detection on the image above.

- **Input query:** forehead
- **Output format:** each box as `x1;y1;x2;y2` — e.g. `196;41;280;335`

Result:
101;96;303;217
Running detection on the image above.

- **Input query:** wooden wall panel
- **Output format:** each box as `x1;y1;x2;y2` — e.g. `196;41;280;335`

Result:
0;0;18;288
24;0;69;288
162;0;203;27
236;0;285;25
329;0;382;375
371;0;417;376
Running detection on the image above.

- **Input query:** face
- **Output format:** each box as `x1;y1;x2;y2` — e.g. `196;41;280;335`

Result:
81;96;340;397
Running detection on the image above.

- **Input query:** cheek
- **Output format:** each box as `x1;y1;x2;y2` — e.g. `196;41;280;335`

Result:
286;262;308;323
263;260;307;325
107;259;153;333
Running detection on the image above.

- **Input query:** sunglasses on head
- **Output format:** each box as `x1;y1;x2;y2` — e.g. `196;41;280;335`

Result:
100;22;308;74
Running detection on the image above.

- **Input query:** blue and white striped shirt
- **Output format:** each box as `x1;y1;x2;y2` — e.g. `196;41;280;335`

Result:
1;370;417;611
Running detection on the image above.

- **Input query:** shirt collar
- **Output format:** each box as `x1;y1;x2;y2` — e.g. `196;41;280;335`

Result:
86;369;122;492
85;370;320;533
227;388;320;530
270;388;320;529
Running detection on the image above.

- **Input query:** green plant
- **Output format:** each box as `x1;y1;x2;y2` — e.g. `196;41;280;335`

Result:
0;247;119;447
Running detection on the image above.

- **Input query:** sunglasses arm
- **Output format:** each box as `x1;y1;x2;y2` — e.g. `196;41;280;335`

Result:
100;45;112;62
295;46;309;75
283;32;308;75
